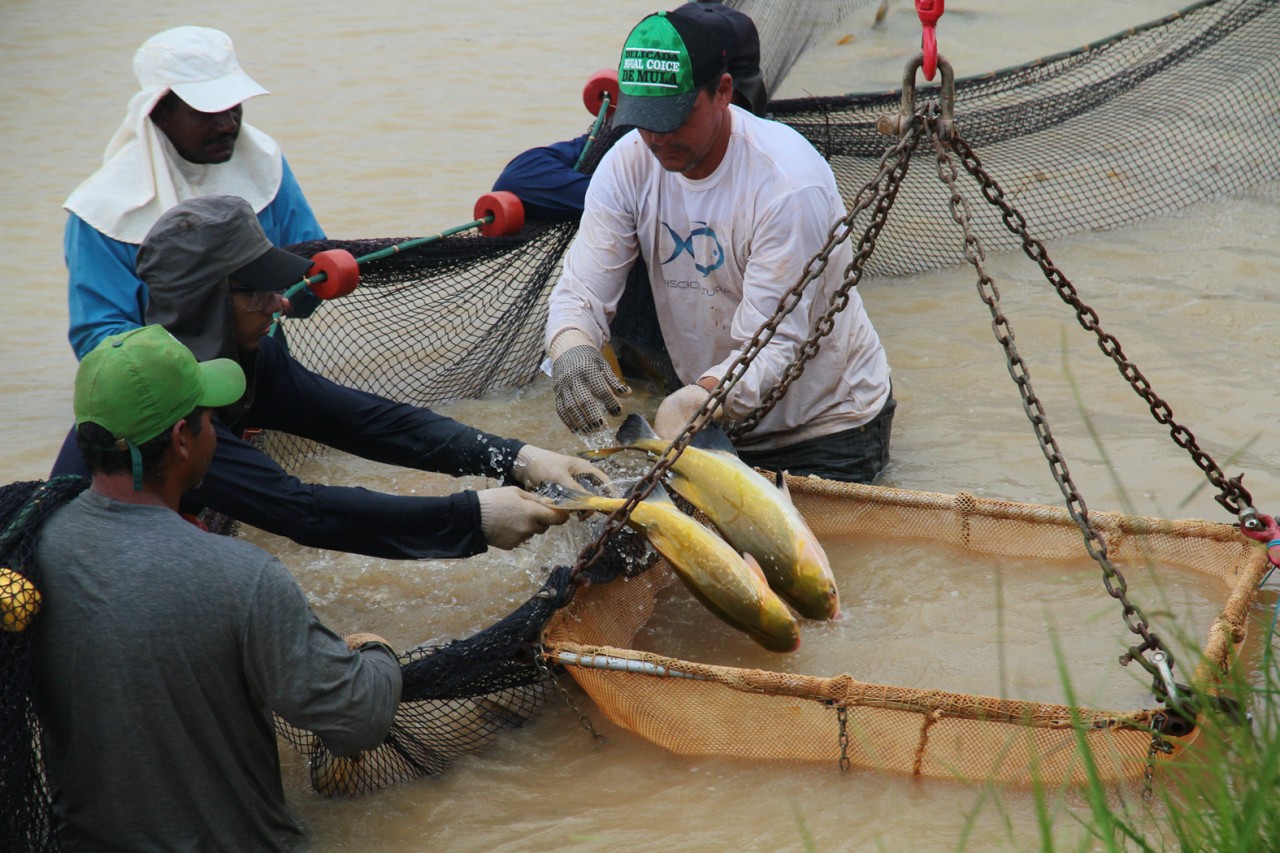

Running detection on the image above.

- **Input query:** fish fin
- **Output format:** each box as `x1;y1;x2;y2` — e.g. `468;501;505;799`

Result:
579;447;628;461
645;481;675;505
688;423;738;456
616;412;659;445
741;551;770;584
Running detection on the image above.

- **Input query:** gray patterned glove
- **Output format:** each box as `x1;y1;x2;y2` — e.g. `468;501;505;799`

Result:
548;328;630;433
476;487;568;550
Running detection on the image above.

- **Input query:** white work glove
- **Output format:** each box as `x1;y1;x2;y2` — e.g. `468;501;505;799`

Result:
343;632;395;654
476;486;569;550
512;444;607;491
549;328;630;433
653;383;720;440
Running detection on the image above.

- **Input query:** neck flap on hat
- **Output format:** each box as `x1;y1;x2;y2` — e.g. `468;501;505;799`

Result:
63;85;283;244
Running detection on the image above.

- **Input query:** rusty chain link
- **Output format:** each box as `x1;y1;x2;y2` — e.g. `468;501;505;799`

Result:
929;119;1177;693
729;119;923;437
563;73;1240;708
836;704;851;771
947;133;1254;519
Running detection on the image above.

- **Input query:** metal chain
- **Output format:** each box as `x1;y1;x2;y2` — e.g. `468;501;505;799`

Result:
836;704;851;771
947;133;1253;519
1143;730;1174;796
929;120;1175;690
535;645;606;743
564;116;924;583
730;118;924;437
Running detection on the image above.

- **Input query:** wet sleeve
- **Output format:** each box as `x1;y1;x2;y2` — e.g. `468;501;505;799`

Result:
242;555;401;757
190;419;491;559
65;213;145;359
246;337;525;480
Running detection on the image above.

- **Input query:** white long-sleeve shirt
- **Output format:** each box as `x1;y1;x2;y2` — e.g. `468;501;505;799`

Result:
547;106;891;450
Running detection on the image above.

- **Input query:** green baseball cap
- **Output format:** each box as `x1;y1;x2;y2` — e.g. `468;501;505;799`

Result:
615;10;726;133
75;325;246;447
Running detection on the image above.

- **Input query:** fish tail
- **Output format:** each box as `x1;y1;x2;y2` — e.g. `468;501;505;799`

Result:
541;482;613;513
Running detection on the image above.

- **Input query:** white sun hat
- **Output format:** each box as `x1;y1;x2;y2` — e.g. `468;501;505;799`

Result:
134;26;269;113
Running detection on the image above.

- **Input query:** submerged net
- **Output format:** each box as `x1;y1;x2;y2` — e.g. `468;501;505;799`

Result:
6;3;1278;843
273;0;1280;474
264;0;1276;793
543;476;1269;783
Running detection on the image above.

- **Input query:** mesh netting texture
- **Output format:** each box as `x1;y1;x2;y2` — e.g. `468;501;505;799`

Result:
0;478;90;852
769;0;1280;276
543;476;1269;784
276;523;659;797
248;0;1280;794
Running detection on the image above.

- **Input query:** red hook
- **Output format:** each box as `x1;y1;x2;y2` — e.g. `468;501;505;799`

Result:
916;0;945;81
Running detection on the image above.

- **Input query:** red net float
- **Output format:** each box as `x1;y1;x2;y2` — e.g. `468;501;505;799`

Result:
306;249;360;300
473;191;525;237
582;68;619;117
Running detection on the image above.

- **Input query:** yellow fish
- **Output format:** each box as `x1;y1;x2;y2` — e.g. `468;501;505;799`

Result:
585;414;838;620
549;482;800;653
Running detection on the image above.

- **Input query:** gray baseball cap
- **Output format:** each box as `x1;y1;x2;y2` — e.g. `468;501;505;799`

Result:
137;195;312;292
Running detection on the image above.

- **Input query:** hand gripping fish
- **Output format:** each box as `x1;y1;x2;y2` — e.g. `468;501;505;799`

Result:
585;414;839;620
547;482;800;653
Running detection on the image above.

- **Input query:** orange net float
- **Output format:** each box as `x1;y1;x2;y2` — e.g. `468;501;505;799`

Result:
473;191;525;237
306;249;360;300
583;68;619;117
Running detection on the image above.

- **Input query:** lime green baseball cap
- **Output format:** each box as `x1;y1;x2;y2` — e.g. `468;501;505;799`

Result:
615;10;726;133
75;325;246;448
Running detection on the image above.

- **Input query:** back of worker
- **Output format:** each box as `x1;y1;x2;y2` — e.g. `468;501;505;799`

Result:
36;509;333;847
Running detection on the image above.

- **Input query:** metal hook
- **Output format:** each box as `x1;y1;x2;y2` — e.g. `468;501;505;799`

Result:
876;52;956;141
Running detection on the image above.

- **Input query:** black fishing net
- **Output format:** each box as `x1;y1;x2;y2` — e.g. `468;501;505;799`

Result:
276;527;657;797
771;0;1280;277
252;0;1280;800
0;477;90;853
9;0;1280;840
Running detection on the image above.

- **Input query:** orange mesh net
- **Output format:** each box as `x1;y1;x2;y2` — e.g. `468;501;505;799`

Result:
542;477;1268;785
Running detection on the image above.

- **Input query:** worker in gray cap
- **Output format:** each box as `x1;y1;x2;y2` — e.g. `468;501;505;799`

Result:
53;194;606;559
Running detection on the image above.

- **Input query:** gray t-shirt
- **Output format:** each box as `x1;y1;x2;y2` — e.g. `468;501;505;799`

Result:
34;490;402;851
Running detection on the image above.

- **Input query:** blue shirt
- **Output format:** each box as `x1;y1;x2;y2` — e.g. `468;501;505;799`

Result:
65;157;325;359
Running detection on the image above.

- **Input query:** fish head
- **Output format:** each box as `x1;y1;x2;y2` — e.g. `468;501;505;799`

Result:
791;536;839;621
751;602;801;653
741;553;802;653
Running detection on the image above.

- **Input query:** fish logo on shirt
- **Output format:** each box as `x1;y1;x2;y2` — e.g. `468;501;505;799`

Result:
660;221;725;277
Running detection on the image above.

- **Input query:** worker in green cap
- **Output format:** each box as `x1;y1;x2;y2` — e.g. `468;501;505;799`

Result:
34;324;402;849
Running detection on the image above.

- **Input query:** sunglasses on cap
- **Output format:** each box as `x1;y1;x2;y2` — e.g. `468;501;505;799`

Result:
229;284;286;312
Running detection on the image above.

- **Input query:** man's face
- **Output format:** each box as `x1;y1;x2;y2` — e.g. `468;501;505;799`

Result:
151;96;243;164
230;285;288;353
637;74;732;180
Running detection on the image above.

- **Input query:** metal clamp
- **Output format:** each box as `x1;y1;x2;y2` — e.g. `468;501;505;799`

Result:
877;52;955;141
1151;650;1179;705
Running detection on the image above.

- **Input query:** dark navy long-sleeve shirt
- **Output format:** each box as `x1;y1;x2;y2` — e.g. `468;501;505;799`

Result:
191;335;525;559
